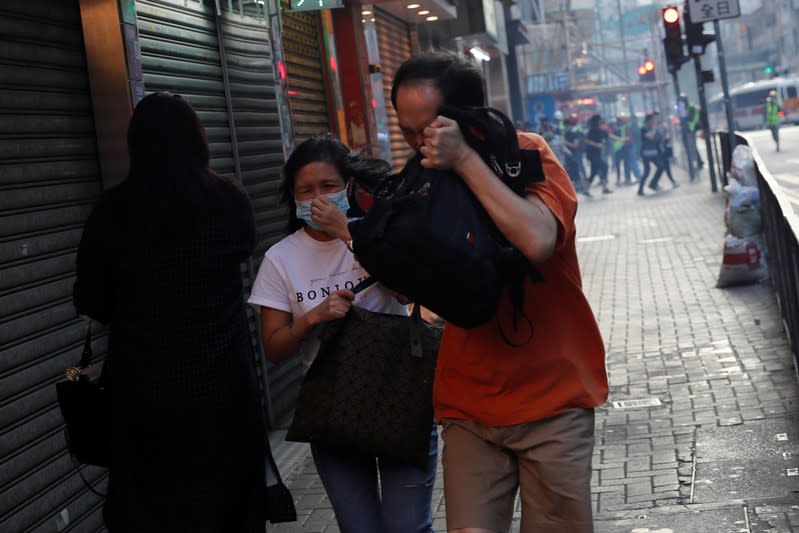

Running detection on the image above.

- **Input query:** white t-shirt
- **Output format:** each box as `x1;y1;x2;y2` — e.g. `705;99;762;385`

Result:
248;228;407;370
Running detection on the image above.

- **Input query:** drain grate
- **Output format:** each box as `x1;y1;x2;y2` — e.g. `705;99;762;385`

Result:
611;398;662;409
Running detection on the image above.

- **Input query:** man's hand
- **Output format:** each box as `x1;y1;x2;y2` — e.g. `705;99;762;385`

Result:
419;116;472;170
311;195;350;241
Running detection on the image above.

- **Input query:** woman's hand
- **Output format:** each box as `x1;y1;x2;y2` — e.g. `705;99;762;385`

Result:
309;289;355;324
311;195;350;241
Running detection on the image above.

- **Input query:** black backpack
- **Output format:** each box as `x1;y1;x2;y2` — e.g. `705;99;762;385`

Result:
348;106;545;332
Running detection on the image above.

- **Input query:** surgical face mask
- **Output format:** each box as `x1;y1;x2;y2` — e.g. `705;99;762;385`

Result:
295;188;350;230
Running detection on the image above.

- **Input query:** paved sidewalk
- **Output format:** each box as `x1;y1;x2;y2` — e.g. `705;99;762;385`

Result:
267;168;799;533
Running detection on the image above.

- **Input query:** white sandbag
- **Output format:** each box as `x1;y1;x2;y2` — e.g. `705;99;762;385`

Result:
716;234;768;287
723;183;761;237
730;145;756;187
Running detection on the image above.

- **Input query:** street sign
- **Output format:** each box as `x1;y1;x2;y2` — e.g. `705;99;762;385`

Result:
687;0;741;23
289;0;343;12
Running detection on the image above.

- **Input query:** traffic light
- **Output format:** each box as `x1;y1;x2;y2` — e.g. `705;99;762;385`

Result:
638;59;656;82
662;6;688;71
764;64;775;75
684;5;715;56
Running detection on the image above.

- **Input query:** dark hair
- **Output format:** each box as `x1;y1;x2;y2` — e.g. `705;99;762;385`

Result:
124;92;220;236
280;134;391;233
128;92;209;179
390;52;485;110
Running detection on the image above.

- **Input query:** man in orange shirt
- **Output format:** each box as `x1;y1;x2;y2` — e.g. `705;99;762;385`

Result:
392;53;608;533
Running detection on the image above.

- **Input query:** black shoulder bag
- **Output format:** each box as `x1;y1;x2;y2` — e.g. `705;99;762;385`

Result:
56;322;111;469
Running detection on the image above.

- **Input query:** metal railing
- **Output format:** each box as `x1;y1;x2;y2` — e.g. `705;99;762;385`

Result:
713;131;799;372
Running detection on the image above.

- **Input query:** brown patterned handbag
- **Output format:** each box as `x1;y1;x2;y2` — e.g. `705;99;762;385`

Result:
286;281;441;469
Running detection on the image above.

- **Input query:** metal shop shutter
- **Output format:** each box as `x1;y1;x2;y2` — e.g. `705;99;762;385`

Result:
281;3;330;143
0;1;108;532
217;8;301;428
375;8;415;173
136;0;297;428
136;0;237;179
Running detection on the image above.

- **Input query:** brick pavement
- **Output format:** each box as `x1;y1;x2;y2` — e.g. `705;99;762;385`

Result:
267;168;799;532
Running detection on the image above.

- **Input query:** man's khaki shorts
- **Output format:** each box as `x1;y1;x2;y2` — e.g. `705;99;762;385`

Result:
441;408;595;533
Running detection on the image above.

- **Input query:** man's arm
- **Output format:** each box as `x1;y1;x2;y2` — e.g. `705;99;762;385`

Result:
420;116;558;264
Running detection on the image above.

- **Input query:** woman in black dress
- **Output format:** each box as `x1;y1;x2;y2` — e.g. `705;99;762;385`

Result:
74;93;265;532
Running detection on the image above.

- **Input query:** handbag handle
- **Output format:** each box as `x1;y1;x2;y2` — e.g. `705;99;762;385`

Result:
352;277;377;295
352;277;427;359
66;322;94;382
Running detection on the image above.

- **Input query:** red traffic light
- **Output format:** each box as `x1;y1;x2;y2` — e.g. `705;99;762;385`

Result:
638;65;647;75
644;60;655;72
663;6;680;24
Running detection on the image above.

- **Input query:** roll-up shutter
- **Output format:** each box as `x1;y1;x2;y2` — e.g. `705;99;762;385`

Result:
0;1;108;532
136;0;296;428
136;0;236;177
374;8;415;173
281;3;330;143
217;8;300;428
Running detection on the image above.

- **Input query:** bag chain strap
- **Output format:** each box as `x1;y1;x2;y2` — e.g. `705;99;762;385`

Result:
65;322;93;382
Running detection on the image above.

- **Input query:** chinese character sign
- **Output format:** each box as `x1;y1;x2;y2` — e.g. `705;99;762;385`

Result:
688;0;741;23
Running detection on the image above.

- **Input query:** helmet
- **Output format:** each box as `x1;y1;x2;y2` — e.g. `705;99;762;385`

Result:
769;89;777;97
553;110;564;121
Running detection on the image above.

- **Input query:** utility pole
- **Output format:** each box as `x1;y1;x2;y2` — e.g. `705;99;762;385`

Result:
662;5;694;181
615;0;636;118
684;3;718;192
714;19;736;178
692;54;718;191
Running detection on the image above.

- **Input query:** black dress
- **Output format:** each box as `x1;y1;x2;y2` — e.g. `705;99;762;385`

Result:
74;175;265;533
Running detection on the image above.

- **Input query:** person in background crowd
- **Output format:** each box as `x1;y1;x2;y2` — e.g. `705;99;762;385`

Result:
659;117;678;188
584;113;613;194
611;113;635;186
391;51;608;533
538;116;555;143
73;92;266;533
248;134;438;533
765;89;782;151
638;112;678;195
553;109;566;136
563;115;591;196
679;94;704;173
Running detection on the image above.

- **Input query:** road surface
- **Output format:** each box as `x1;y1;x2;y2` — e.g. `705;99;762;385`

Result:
741;125;799;212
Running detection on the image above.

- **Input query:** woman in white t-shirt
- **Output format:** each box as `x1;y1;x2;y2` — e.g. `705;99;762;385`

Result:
248;135;437;533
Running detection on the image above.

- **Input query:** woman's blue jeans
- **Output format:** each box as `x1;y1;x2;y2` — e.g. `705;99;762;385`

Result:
310;425;438;533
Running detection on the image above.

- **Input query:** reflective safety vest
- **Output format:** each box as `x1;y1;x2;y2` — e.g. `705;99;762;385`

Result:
765;100;781;126
686;105;700;132
612;124;626;151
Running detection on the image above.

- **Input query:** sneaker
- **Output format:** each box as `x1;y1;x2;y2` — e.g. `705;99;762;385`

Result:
602;187;613;194
637;190;645;196
649;184;661;192
672;182;680;188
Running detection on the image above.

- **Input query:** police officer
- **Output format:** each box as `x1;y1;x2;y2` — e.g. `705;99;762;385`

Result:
765;89;782;151
679;94;704;172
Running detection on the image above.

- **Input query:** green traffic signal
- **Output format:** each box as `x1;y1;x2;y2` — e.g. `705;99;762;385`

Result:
764;65;775;74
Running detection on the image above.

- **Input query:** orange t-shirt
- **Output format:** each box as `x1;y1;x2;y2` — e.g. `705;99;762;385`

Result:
433;132;608;426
